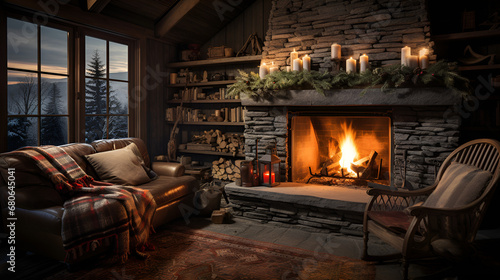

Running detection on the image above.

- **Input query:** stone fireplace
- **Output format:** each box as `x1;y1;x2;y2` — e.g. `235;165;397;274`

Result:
226;88;463;235
242;88;462;189
225;0;464;235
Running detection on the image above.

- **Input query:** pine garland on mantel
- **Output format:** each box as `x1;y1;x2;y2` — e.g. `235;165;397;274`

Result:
227;60;471;101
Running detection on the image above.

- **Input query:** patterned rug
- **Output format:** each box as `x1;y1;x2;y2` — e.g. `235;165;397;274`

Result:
45;226;376;280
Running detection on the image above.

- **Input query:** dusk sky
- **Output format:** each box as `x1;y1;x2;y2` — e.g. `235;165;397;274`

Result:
8;18;129;85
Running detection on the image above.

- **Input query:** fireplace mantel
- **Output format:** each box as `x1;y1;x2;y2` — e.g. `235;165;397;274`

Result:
241;88;462;107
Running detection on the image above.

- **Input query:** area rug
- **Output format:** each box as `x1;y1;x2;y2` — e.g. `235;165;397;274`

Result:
45;225;375;280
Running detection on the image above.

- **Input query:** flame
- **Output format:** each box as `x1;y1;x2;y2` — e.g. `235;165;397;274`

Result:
338;122;358;174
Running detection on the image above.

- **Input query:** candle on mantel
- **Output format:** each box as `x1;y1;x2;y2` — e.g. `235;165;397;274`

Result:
408;55;419;69
292;58;301;71
263;171;275;184
419;48;429;69
359;54;369;72
269;62;279;73
286;66;291;72
302;54;311;71
259;62;269;79
291;49;299;61
346;57;356;74
401;46;411;66
331;43;341;59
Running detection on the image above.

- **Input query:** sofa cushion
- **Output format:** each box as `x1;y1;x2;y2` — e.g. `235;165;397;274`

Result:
91;138;151;167
138;176;197;207
17;206;63;236
85;143;152;186
423;162;492;208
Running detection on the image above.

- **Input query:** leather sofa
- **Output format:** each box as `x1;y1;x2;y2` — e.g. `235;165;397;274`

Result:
0;138;199;262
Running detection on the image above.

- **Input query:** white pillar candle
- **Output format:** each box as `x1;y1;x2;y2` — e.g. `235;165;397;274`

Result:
269;62;279;73
290;49;298;61
346;57;356;74
292;58;301;71
259;62;269;79
401;46;411;66
419;48;429;69
331;43;341;59
286;66;291;72
408;55;419;69
302;55;311;71
419;55;429;69
359;54;369;72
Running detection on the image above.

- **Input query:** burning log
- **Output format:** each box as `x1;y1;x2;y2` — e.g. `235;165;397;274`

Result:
320;137;342;176
361;150;378;179
321;153;342;176
349;150;378;178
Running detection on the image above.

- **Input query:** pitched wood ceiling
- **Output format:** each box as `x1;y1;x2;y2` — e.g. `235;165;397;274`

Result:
81;0;256;44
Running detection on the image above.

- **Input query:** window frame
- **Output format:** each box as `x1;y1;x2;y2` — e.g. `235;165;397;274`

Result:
0;9;138;152
77;28;136;143
3;13;75;150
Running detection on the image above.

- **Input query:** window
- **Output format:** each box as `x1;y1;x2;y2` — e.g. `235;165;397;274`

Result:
6;18;70;151
3;14;135;152
83;36;129;143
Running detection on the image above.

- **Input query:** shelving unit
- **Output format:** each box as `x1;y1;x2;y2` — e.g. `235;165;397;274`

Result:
166;121;245;126
165;55;260;164
177;148;245;158
167;80;236;88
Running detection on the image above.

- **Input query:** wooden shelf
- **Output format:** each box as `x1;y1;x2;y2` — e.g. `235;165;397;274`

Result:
432;29;500;41
167;80;236;88
458;64;500;71
169;99;242;104
166;121;245;126
178;149;245;158
168;55;262;68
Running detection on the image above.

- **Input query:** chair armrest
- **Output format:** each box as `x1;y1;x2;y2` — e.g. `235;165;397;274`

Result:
152;162;185;177
365;185;435;212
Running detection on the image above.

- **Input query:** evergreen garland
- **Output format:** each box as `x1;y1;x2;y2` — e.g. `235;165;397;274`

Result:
226;60;471;101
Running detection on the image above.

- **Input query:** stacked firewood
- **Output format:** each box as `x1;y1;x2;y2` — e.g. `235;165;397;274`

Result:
191;129;244;156
212;158;242;181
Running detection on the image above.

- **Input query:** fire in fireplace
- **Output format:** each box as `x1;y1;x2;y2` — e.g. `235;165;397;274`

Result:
290;116;391;185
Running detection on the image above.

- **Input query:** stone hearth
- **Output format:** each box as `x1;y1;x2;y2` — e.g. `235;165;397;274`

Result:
226;182;369;235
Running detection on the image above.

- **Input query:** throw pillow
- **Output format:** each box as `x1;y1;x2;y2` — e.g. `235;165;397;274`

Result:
126;143;158;180
423;162;492;208
85;143;152;186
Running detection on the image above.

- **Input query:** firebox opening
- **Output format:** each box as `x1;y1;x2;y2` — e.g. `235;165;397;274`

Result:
291;116;391;186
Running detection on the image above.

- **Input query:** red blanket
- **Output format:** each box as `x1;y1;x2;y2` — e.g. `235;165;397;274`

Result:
11;146;156;263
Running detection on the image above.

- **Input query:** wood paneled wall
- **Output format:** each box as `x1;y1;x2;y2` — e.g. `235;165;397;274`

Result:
201;0;271;59
146;39;177;158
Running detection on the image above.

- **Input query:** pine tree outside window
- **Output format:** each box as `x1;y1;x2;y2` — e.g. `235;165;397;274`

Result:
84;36;129;143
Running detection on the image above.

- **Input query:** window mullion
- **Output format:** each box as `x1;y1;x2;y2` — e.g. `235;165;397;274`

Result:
37;24;41;146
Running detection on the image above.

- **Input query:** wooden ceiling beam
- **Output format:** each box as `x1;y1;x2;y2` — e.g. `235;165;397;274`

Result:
87;0;111;13
155;0;200;38
3;0;160;40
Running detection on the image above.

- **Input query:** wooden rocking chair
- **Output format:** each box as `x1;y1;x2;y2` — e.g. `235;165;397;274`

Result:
362;139;500;280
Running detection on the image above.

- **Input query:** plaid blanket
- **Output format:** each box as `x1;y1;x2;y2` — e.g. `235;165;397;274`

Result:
11;146;156;262
62;184;156;262
14;145;93;193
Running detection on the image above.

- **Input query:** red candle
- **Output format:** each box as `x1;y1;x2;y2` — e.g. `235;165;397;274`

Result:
263;171;275;184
